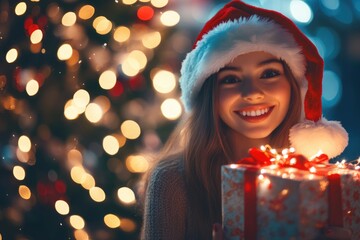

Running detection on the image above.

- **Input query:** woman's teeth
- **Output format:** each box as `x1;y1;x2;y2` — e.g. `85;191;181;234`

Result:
240;108;269;117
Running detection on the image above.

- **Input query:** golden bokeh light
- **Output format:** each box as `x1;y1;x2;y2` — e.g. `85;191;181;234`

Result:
73;89;90;108
119;218;137;232
99;70;117;90
70;166;87;184
160;10;180;27
93;96;111;113
62;12;77;26
6;48;18;63
15;2;27;15
120;120;141;140
89;186;106;202
26;79;39;96
161;98;182;120
103;135;120;155
113;26;130;43
57;43;73;61
142;31;161;49
81;173;96;190
18;185;31;200
125;155;149;173
152;70;176;93
64;100;80;120
30;29;43;44
18;135;31;153
93;16;112;35
67;149;83;166
69;215;85;230
55;200;70;215
85;103;103;123
121;58;140;77
74;229;89;240
123;0;137;5
117;187;136;205
13;166;26;181
128;50;147;69
151;0;168;8
78;5;95;20
104;214;121;228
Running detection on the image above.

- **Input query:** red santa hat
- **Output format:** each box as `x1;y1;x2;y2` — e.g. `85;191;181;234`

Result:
179;0;348;159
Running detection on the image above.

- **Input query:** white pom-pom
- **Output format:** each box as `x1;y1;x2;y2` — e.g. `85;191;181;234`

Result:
289;118;348;159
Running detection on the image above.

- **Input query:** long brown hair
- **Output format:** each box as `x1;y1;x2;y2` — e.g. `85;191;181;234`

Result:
141;60;302;239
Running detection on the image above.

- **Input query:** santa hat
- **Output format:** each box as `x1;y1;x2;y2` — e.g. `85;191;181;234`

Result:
179;0;348;159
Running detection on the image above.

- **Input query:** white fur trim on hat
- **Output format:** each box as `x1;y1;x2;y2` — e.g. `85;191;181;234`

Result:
289;118;349;159
180;15;306;111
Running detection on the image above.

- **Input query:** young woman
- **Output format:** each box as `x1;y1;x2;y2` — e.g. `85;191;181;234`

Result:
141;1;349;239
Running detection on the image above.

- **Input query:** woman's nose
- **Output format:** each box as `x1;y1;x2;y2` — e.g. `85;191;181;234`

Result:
241;80;264;101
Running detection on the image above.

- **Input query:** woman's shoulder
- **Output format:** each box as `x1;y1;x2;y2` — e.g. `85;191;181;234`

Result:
148;154;185;188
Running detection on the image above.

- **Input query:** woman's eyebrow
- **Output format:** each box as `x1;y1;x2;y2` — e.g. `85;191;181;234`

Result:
218;66;241;73
257;58;282;66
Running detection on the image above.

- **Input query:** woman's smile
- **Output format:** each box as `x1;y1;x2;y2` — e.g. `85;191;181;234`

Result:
235;105;274;123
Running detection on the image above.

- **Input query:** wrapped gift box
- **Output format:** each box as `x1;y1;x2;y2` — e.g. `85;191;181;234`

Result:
222;164;328;239
222;160;360;240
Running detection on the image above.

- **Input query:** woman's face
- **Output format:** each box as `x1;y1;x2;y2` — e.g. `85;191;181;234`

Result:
217;51;291;140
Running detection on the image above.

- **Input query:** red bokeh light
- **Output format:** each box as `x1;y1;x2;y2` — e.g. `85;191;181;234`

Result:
137;6;154;21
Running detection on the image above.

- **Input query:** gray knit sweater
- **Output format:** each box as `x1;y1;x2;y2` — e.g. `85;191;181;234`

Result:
141;157;189;240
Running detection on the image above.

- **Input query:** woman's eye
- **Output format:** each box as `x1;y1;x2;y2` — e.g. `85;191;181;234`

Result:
261;69;280;79
220;76;241;84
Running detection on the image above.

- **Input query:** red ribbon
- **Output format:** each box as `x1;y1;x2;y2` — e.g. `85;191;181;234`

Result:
327;173;344;227
244;167;258;240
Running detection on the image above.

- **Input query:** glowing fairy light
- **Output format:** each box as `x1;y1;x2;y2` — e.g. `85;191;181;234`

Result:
57;44;73;61
89;187;106;202
151;0;168;8
125;155;149;173
18;185;31;200
26;79;39;96
81;173;96;190
55;200;70;215
64;100;80;120
103;135;120;155
13;166;26;180
121;120;141;139
104;214;121;228
18;135;31;152
122;0;137;5
160;10;180;27
62;12;77;26
142;31;161;49
309;166;317;173
152;70;176;93
70;166;87;184
137;6;154;21
15;2;27;16
119;218;137;232
160;98;182;120
69;215;85;230
99;70;117;90
5;48;18;63
85;103;103;123
93;16;112;35
74;230;89;240
78;5;95;20
113;26;130;43
73;89;90;109
30;29;43;44
117;187;136;205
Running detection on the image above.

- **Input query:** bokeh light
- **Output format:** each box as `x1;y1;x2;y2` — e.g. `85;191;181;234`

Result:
26;79;39;96
55;200;70;215
6;48;18;63
290;0;313;24
103;135;120;155
89;186;106;202
104;214;121;228
142;31;161;49
117;187;136;205
13;166;26;181
113;26;131;43
121;120;141;139
78;5;95;20
69;215;85;230
151;0;168;8
137;6;154;21
57;44;73;61
30;29;43;44
125;155;149;173
15;2;27;16
18;135;32;153
160;10;180;26
99;70;117;90
85;103;103;123
18;185;31;200
160;98;182;120
73;89;90;109
152;70;176;93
